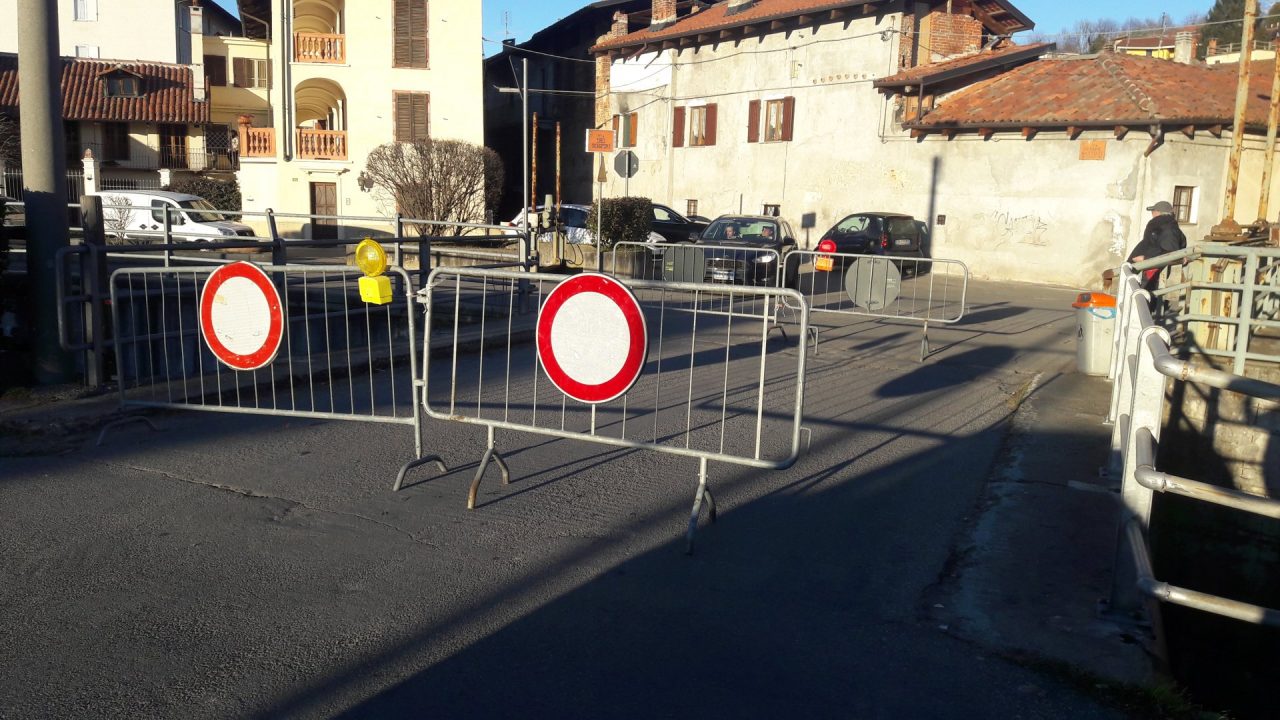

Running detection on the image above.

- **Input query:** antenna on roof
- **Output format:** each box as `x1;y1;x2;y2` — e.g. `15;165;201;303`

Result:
503;11;512;39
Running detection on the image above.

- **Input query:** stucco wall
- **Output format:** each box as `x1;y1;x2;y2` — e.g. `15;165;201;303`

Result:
238;0;484;229
599;11;1280;288
0;0;182;62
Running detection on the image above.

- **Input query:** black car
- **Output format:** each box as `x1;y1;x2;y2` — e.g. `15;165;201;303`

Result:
651;203;708;243
818;212;924;260
693;214;798;287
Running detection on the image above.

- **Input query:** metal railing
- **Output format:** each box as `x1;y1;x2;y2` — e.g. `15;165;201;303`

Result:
1107;259;1280;627
416;267;810;552
35;198;526;388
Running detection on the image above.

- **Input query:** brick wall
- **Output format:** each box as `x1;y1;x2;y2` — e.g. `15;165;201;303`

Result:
594;13;630;127
899;12;916;69
651;0;676;27
926;9;984;60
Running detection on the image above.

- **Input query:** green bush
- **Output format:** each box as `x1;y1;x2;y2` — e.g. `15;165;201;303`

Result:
585;196;651;250
162;176;241;217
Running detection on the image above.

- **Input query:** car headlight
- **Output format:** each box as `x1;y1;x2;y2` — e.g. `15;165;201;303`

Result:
218;227;236;236
754;255;776;263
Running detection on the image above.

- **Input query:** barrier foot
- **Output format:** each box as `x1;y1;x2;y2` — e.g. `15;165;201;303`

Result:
467;427;511;510
919;326;931;362
685;458;716;555
392;454;448;492
96;415;160;447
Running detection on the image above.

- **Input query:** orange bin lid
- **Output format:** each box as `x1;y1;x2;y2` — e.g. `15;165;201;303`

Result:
1072;292;1117;309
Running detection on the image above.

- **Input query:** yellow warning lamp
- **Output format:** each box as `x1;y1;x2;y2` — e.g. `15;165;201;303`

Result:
355;238;392;305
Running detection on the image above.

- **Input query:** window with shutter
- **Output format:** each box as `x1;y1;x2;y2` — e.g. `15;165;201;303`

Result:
394;91;430;143
394;0;430;68
764;100;784;141
781;96;795;142
627;112;638;148
700;104;717;146
672;106;685;148
747;100;760;143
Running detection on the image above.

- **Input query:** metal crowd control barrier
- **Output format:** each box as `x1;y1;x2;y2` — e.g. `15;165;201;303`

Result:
413;267;810;552
106;263;445;485
781;250;968;360
1107;264;1280;627
608;241;781;285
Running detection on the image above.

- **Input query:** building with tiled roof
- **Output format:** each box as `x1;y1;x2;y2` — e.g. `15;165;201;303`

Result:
586;1;1280;286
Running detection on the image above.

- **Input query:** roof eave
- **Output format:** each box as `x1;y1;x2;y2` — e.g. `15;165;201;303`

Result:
873;44;1055;89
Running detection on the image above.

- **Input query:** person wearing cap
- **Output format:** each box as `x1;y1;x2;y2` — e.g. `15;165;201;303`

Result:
1127;200;1186;291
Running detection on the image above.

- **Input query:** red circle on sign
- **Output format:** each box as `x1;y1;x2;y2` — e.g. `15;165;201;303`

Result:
537;274;647;404
199;262;284;371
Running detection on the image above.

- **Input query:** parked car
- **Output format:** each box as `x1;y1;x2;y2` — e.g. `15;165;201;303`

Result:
695;214;799;287
817;212;924;261
506;202;707;246
650;203;708;243
89;190;255;242
0;194;22;275
506;203;595;245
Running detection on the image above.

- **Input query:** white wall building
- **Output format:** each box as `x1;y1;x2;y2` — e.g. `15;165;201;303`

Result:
592;0;1280;287
0;0;219;63
230;0;484;237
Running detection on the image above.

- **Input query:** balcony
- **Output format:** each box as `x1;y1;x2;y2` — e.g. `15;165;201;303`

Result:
293;32;346;64
240;127;276;158
297;129;347;160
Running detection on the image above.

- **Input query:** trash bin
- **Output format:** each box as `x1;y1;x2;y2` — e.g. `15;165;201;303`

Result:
1071;292;1116;376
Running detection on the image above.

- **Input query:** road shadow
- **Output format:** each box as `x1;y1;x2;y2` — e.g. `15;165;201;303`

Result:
874;345;1017;398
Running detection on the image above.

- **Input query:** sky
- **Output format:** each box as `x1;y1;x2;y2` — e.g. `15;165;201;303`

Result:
206;1;1225;52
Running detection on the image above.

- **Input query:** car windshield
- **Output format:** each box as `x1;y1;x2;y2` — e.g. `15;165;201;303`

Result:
177;199;225;224
887;217;916;238
561;207;588;228
704;218;779;245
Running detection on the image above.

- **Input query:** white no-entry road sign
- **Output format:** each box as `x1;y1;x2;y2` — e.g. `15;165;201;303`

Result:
537;273;648;404
199;261;284;371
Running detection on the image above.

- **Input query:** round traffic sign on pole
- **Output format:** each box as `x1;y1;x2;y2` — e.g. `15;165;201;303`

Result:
199;261;284;371
537;273;647;404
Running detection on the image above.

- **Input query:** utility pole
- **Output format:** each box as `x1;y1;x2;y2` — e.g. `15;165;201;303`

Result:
18;0;73;384
1221;0;1260;227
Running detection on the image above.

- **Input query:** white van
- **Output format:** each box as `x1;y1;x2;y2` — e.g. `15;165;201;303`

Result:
90;190;256;242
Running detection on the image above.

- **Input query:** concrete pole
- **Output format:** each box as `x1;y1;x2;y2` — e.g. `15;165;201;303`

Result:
18;0;73;384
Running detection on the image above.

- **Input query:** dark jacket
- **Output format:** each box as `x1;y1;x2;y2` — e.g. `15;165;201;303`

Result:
1128;213;1186;262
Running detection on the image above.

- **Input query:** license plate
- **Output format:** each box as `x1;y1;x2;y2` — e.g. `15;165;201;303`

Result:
894;238;912;246
710;269;735;281
815;257;834;272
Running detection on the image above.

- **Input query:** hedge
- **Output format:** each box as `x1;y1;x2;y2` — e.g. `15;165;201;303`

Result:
585;196;651;250
162;176;241;217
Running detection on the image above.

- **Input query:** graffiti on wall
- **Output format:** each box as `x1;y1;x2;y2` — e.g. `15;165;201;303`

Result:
990;210;1049;247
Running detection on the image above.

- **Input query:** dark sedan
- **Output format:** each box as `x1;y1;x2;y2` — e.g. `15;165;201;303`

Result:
818;212;924;259
651;203;708;243
695;215;799;287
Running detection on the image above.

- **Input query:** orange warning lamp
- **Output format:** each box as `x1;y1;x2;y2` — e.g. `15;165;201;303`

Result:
355;238;392;305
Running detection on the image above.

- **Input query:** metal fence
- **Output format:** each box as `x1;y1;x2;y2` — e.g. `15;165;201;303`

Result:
106;263;445;484
1107;261;1280;627
416;267;810;552
782;250;968;360
2;168;84;200
607;240;782;285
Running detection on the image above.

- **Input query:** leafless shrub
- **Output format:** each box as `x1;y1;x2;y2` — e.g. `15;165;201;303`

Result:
361;139;504;237
103;194;142;244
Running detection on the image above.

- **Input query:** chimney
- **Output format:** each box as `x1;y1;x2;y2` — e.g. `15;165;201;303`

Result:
1207;38;1218;58
1174;31;1194;64
611;11;629;38
651;0;676;29
726;0;756;15
190;4;205;102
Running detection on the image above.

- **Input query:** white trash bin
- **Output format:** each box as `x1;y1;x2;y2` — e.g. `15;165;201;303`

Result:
1072;293;1116;376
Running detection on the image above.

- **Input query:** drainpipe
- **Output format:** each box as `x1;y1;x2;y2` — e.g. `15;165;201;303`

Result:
1221;0;1259;225
281;0;293;161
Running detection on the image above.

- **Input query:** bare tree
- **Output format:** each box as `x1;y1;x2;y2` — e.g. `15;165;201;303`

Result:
0;114;19;167
361;139;504;237
103;194;140;244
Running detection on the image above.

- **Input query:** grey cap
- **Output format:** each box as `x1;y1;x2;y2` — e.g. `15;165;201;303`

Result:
1146;201;1174;213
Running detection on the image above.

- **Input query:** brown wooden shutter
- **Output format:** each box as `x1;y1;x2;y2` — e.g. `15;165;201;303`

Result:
394;0;428;68
232;57;248;87
704;103;717;146
781;96;795;141
747;100;760;143
612;114;620;138
206;55;227;87
394;92;412;142
413;93;429;141
672;106;685;148
628;112;638;148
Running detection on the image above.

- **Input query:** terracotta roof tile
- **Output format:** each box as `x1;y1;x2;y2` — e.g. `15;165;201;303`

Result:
912;53;1274;130
873;42;1054;87
592;0;1032;53
0;53;209;124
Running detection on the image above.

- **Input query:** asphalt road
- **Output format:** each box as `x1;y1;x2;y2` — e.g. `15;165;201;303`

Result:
0;278;1129;719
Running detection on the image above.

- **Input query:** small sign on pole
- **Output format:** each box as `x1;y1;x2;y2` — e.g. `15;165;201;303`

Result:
586;129;615;154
